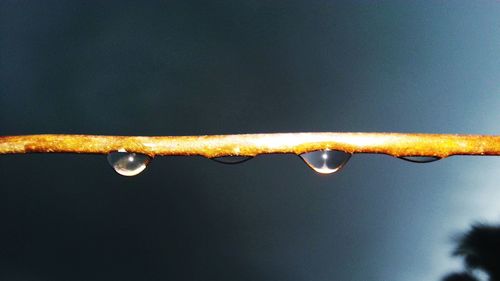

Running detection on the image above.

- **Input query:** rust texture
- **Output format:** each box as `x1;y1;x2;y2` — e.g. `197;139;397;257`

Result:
0;133;499;158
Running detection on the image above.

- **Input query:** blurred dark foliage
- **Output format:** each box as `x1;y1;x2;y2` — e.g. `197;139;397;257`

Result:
442;272;479;281
441;223;500;281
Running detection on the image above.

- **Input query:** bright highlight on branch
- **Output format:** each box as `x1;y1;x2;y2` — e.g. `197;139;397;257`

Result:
1;133;499;176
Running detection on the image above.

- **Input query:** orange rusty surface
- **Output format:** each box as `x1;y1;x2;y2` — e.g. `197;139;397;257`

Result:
0;133;499;158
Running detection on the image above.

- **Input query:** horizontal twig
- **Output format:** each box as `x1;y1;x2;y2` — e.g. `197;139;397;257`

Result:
0;133;499;158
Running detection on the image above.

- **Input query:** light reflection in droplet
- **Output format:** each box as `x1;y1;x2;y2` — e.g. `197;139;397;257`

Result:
107;151;152;176
299;149;352;174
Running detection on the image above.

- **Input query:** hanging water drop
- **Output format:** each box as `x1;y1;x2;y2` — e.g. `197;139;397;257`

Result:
299;149;351;174
107;151;152;176
211;156;253;164
399;156;441;163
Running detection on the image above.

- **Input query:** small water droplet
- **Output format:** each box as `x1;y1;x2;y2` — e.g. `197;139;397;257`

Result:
107;151;152;176
211;156;253;164
399;156;441;163
299;150;351;174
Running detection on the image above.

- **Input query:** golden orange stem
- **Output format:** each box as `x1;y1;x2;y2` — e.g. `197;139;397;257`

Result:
0;133;499;158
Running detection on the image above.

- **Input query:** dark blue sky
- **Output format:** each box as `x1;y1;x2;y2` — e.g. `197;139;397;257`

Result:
1;1;499;280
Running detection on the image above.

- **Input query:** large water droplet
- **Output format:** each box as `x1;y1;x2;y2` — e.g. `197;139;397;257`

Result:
299;150;351;174
211;156;253;164
107;151;152;176
399;156;441;163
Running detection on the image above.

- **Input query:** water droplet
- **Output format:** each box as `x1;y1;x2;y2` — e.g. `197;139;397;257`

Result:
299;150;351;174
211;156;253;164
107;151;152;176
399;156;441;163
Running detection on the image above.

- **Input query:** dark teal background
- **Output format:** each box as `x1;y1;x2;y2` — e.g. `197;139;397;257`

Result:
1;1;499;280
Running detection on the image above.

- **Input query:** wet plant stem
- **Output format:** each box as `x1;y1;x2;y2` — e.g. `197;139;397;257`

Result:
0;133;499;158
